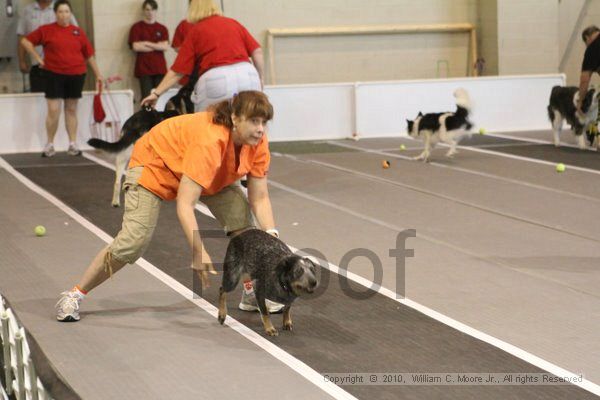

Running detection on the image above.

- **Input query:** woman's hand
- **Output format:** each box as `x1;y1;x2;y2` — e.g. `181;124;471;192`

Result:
140;91;158;108
193;248;218;289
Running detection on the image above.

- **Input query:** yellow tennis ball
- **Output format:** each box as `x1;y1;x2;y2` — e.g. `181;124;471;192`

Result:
479;127;486;135
556;163;566;173
34;225;46;236
400;144;406;150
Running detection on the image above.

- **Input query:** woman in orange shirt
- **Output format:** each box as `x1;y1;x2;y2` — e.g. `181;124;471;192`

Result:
55;91;279;322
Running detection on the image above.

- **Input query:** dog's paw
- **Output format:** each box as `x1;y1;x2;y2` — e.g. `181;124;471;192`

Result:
265;327;279;336
283;321;293;331
111;203;120;208
218;313;226;325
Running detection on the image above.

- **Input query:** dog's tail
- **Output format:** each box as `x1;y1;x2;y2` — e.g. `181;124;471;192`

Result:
87;130;138;153
454;88;471;118
454;88;472;130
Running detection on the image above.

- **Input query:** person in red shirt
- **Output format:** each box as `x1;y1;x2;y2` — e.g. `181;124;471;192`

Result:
172;18;194;53
55;91;280;322
172;5;196;86
128;0;170;101
141;0;265;113
21;0;103;157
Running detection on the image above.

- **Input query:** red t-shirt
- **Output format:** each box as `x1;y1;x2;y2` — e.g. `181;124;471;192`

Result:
128;21;169;77
172;20;196;85
26;23;94;75
172;20;195;50
171;15;260;77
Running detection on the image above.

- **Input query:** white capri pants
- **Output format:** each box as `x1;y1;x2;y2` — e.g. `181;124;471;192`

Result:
191;61;261;112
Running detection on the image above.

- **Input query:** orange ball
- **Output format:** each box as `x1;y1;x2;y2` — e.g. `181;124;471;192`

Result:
382;160;390;169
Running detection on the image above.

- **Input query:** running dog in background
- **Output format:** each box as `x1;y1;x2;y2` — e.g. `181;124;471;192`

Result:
88;87;194;207
218;229;319;336
547;85;600;149
406;88;473;162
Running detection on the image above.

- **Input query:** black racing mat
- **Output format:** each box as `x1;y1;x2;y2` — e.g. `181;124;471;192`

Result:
477;143;600;170
4;152;597;400
456;135;600;171
270;141;358;154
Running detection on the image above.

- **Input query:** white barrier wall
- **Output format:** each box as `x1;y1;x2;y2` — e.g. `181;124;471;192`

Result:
0;90;134;154
265;84;355;141
0;75;564;152
355;74;566;137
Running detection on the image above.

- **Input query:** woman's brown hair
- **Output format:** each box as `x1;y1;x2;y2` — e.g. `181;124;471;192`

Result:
210;91;274;130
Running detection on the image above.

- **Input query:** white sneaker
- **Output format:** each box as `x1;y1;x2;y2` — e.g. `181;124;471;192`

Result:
56;291;83;322
238;290;285;313
67;143;82;156
41;143;55;158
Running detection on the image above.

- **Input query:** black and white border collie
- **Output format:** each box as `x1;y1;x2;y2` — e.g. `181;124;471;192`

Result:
406;89;473;162
547;86;599;150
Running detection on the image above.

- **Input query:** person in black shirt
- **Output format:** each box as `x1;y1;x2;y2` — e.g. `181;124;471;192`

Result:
577;25;600;114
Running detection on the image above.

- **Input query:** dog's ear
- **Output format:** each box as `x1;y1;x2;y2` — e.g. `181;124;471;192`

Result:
302;257;317;274
418;111;423;116
277;255;301;274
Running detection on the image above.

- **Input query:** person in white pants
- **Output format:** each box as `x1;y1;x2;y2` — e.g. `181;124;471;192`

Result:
141;0;264;112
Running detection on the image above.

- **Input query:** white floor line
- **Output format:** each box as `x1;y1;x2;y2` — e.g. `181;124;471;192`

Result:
455;141;600;176
327;141;600;203
276;153;598;243
485;132;597;150
0;156;357;400
16;162;99;169
79;152;600;396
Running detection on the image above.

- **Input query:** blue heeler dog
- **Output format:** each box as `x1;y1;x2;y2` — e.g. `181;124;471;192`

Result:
218;229;319;336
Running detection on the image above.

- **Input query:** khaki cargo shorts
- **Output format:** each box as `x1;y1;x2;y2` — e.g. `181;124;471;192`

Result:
108;167;254;266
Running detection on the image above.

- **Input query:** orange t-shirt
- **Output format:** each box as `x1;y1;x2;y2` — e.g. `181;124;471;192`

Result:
128;112;270;200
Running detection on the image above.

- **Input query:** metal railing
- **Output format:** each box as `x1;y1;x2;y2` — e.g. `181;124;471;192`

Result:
0;295;52;400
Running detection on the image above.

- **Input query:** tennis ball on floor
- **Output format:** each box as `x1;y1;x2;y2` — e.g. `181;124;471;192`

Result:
400;144;406;150
556;163;566;173
479;127;486;135
34;225;46;236
382;160;391;169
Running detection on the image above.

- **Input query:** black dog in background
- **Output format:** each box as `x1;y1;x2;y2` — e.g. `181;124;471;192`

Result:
88;76;197;207
547;85;599;149
218;229;319;336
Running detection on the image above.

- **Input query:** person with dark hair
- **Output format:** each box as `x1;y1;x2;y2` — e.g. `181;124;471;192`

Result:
17;0;78;93
20;0;102;157
128;0;170;100
55;91;280;322
141;0;264;112
577;25;600;114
